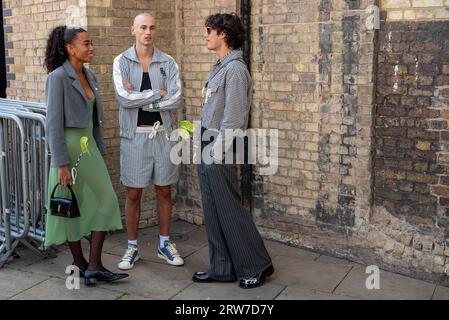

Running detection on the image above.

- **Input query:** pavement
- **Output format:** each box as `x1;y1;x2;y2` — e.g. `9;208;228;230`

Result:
1;220;449;300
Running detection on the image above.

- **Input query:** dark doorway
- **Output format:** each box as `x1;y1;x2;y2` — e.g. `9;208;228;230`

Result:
0;5;6;98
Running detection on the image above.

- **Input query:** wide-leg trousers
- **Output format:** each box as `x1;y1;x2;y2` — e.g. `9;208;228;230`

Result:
198;161;272;280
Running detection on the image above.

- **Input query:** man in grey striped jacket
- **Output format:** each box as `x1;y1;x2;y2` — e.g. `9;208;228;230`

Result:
192;13;274;289
113;13;184;270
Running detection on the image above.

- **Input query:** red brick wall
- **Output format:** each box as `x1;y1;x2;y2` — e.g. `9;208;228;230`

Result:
375;20;449;230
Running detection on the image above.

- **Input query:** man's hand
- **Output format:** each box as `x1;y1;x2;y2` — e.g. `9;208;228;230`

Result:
123;80;134;92
58;165;72;187
124;79;166;98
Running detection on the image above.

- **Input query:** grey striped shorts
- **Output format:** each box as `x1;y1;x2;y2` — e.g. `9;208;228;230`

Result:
120;129;179;188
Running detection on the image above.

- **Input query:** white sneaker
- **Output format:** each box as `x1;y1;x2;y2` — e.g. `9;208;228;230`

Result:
157;240;184;266
118;246;140;270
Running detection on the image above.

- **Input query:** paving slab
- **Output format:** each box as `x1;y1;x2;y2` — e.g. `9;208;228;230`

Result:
179;226;209;250
0;268;49;299
2;223;448;300
16;250;121;280
431;285;449;300
101;231;130;251
3;246;48;269
275;285;360;300
10;277;123;300
105;226;208;266
117;293;152;300
172;281;285;300
3;242;67;270
181;245;211;275
170;220;200;235
96;259;192;299
315;254;359;267
334;265;436;300
269;255;353;292
265;240;320;261
105;220;199;252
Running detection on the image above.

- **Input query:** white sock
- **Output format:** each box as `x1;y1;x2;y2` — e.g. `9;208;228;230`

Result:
159;235;170;249
128;239;138;248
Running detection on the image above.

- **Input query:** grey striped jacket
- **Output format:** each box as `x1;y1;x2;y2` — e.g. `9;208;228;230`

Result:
113;46;182;139
200;50;252;159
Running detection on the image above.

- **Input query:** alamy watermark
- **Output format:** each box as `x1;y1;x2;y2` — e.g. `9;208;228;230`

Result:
365;265;380;290
365;5;380;30
168;121;279;176
65;265;80;290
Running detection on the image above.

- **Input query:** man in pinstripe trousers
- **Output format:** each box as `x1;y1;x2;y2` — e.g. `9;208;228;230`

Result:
192;13;274;289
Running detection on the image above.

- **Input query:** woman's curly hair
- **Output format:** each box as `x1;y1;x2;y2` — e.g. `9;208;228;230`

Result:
44;26;86;73
205;13;245;50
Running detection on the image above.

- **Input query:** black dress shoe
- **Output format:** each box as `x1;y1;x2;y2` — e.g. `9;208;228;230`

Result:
192;272;236;283
239;265;274;289
84;269;129;286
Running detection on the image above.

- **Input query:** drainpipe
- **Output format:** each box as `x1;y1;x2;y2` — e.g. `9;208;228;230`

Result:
240;0;252;210
240;0;251;71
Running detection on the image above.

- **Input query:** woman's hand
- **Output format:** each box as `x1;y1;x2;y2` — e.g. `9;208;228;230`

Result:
58;165;72;187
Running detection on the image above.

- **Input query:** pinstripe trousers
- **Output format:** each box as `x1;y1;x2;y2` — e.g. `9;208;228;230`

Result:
198;149;273;280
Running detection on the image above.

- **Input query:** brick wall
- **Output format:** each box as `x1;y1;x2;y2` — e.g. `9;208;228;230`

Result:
251;0;376;242
381;0;449;20
3;0;81;101
375;21;449;228
372;6;449;281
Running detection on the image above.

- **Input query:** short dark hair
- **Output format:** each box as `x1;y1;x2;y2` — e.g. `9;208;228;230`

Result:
205;13;245;49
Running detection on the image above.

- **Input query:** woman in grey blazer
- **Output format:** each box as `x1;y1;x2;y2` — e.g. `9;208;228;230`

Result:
44;26;127;286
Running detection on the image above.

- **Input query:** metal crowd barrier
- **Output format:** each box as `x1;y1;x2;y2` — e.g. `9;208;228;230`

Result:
0;98;49;267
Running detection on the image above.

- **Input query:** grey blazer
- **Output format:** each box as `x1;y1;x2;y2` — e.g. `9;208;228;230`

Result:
45;60;106;167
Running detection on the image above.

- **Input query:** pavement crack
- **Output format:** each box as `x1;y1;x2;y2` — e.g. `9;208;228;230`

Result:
331;265;354;294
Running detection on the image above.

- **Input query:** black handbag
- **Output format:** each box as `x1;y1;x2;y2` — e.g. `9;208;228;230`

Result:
49;183;80;218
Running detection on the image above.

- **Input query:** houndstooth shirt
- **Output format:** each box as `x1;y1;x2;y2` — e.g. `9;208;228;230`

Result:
200;50;252;160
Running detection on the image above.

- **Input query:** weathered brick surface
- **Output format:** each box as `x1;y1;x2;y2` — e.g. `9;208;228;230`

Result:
375;21;449;228
372;20;449;282
381;0;449;20
251;0;375;239
4;0;449;284
3;0;75;101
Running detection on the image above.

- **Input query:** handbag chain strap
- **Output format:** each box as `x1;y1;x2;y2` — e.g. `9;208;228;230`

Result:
71;152;83;185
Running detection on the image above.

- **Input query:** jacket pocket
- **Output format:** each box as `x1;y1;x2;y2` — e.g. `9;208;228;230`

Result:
203;83;219;105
